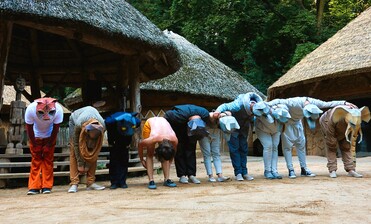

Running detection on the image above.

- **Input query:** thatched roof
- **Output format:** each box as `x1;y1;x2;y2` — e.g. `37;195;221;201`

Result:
63;31;264;112
268;7;371;100
140;30;265;101
0;0;181;87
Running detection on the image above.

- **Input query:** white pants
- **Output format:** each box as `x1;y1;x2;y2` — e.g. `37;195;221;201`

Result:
199;129;222;176
281;121;307;170
256;129;280;173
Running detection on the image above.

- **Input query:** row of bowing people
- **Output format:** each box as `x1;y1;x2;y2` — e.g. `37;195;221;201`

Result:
24;93;370;194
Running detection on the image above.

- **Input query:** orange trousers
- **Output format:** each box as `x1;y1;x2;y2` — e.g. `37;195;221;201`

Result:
28;138;55;190
69;141;97;186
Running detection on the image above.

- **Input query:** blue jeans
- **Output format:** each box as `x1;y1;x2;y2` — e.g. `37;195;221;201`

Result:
227;132;248;176
199;128;222;176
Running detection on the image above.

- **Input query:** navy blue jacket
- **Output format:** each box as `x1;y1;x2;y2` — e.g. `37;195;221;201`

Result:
164;104;210;125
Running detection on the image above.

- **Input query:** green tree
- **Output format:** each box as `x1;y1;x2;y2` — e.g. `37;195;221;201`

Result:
130;0;370;94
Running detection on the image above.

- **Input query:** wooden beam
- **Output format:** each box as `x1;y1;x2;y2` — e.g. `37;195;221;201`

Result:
15;21;138;56
0;21;13;112
8;63;119;75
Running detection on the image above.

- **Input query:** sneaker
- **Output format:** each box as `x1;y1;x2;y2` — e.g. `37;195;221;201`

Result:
179;176;189;184
27;189;40;195
120;184;128;189
110;184;119;190
272;172;283;179
244;174;254;181
87;183;105;191
208;177;216;182
68;184;78;193
235;174;244;181
42;188;51;194
288;169;296;179
217;176;230;182
148;181;157;189
329;171;337;178
189;175;201;184
347;170;363;178
301;167;316;177
163;179;177;187
264;171;274;179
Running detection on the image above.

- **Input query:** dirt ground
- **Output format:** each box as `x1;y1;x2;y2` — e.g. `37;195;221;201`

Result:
1;154;371;224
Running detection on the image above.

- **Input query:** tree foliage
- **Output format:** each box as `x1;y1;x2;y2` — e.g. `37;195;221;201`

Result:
130;0;370;94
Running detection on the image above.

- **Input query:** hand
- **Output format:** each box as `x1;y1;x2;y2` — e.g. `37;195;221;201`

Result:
141;160;147;169
32;145;43;153
78;162;86;173
345;102;358;109
43;145;52;154
84;162;91;172
78;166;86;173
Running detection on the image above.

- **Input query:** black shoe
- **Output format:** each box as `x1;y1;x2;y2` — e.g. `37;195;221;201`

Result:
42;188;51;194
163;179;177;187
120;184;128;189
27;189;40;195
110;184;119;190
301;167;316;177
148;181;157;189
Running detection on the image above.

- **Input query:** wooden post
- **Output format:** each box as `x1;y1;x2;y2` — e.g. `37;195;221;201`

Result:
0;21;13;113
118;57;129;111
128;57;141;163
129;57;141;114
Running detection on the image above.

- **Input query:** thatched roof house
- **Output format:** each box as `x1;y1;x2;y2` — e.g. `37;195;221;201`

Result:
0;0;181;111
267;7;371;101
140;30;265;112
63;30;264;114
267;7;371;157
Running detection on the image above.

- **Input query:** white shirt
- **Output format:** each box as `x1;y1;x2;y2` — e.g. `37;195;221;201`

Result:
25;101;64;138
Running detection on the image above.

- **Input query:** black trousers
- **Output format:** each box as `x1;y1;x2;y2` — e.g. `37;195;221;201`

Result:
109;137;132;186
171;123;198;178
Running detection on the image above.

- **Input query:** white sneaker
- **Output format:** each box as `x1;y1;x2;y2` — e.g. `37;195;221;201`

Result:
347;170;363;178
68;184;78;193
179;176;189;184
329;171;337;178
235;174;244;181
208;177;216;182
189;175;201;184
86;183;105;190
243;174;254;181
217;176;230;182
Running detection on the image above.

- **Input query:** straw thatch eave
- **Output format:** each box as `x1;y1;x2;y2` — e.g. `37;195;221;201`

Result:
0;0;181;84
140;30;265;101
268;7;371;100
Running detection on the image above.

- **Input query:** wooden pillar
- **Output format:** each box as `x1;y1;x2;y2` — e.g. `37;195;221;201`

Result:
128;57;141;154
129;57;141;113
0;21;13;112
118;57;129;111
